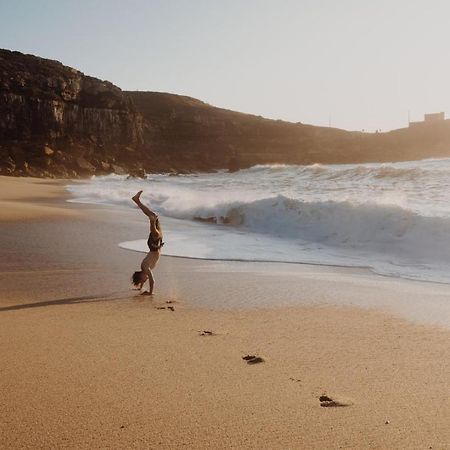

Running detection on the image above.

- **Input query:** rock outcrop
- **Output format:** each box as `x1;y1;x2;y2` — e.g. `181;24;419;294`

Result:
2;48;450;178
0;49;144;177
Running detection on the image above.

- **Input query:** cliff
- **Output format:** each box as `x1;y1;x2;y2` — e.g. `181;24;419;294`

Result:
127;91;349;170
128;91;450;170
0;49;144;177
1;48;450;178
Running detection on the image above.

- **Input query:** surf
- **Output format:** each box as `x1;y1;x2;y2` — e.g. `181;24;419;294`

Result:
67;158;450;284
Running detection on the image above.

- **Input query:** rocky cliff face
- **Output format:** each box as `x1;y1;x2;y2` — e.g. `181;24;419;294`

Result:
2;48;450;178
127;91;358;171
0;49;144;177
128;90;450;171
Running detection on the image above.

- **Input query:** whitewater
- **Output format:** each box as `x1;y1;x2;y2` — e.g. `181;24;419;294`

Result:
67;158;450;284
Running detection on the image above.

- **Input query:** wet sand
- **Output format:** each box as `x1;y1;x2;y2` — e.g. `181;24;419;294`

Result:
1;176;450;449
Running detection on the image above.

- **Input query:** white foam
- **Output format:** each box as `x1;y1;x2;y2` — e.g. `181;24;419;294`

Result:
67;158;450;284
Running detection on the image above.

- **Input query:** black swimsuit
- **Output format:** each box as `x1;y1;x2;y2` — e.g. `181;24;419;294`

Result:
147;234;164;252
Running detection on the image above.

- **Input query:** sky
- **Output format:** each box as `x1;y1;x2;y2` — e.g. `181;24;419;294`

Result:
1;0;449;131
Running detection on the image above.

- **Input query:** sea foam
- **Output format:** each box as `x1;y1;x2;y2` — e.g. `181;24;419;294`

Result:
67;158;450;283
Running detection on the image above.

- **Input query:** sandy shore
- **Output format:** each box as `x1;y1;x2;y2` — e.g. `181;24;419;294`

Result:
1;176;450;449
0;175;80;221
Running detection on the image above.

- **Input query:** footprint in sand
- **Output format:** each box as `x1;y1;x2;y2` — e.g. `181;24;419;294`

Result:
242;355;265;364
319;394;353;407
199;330;215;336
155;306;175;311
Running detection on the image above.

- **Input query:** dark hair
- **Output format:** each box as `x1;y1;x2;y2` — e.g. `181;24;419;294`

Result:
132;270;144;287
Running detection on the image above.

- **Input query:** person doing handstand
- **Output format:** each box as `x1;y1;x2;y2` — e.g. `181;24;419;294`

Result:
131;190;164;295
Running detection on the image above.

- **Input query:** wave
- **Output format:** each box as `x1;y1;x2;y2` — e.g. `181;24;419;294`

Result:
160;195;450;263
67;160;450;283
238;161;449;182
67;172;450;265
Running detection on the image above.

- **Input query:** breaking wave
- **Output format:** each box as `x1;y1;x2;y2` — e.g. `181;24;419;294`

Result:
67;158;450;283
150;194;450;264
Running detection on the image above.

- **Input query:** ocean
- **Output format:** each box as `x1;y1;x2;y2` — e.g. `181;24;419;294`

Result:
67;158;450;284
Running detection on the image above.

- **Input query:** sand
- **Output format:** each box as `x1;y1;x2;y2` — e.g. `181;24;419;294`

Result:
0;175;79;221
1;176;450;449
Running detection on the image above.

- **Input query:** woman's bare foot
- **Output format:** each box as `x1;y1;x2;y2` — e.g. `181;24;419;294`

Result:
132;190;143;202
140;290;153;296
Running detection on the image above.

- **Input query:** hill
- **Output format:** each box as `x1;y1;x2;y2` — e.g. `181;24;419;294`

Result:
1;48;450;177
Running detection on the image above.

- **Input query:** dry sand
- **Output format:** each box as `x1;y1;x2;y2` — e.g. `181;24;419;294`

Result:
0;175;79;221
1;176;450;449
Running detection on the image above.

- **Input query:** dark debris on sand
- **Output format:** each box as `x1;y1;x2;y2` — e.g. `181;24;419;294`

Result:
242;355;265;364
155;306;175;311
199;330;215;336
319;394;352;407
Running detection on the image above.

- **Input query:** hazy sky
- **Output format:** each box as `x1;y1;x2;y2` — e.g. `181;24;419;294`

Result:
1;0;449;131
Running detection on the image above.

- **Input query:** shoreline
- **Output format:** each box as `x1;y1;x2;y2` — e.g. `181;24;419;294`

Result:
121;239;450;288
1;175;450;449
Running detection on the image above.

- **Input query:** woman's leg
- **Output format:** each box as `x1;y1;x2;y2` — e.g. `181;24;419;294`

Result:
132;190;157;219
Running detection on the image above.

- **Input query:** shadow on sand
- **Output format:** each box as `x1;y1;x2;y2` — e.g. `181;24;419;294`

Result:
0;292;133;312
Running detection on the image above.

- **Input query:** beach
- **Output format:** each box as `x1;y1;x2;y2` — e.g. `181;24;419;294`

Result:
1;175;450;449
